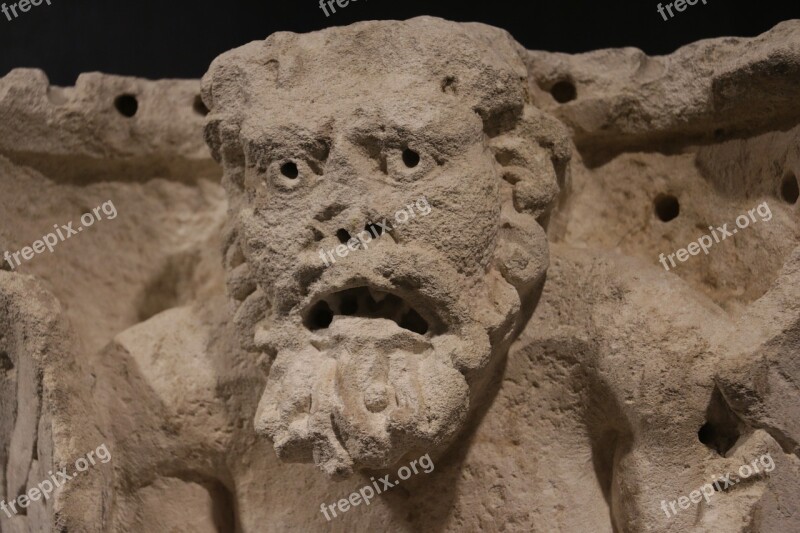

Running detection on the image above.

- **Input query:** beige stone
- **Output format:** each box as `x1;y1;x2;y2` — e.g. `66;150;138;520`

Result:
0;15;798;533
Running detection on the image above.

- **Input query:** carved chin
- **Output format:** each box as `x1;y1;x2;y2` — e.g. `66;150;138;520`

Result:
253;316;473;478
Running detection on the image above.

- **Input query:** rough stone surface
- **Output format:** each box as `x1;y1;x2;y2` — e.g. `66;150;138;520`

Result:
0;15;798;533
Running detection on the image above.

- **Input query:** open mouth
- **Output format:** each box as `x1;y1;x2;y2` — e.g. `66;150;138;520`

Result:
303;286;433;336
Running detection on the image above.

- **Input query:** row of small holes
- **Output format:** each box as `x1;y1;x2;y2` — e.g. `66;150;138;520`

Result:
547;78;799;207
110;84;797;211
654;173;797;223
113;94;209;118
551;77;798;217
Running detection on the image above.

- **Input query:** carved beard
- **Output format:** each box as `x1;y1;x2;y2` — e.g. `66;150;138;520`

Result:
253;321;474;477
224;207;546;478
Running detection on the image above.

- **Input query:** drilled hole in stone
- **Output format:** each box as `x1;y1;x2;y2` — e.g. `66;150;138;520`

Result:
281;162;299;179
550;80;576;103
193;94;209;116
654;194;680;222
114;94;138;117
781;173;799;204
336;229;352;244
402;148;420;168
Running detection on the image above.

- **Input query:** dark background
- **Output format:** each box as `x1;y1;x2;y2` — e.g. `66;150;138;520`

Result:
0;0;798;86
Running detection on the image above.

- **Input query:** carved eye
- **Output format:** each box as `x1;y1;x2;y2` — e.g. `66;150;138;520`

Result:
280;161;299;179
402;148;420;168
387;146;429;182
265;159;306;191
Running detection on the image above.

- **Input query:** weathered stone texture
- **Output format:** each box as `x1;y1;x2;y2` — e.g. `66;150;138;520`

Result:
0;16;798;533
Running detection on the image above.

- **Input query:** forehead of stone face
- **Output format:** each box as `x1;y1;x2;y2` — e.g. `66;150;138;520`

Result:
237;92;485;159
202;16;529;153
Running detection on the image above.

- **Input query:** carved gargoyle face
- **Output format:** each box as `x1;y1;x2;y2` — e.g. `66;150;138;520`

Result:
202;19;564;477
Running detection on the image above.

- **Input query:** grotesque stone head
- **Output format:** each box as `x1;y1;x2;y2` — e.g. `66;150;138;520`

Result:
201;16;569;477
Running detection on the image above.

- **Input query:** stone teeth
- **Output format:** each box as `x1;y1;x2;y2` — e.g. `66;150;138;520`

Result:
369;287;387;303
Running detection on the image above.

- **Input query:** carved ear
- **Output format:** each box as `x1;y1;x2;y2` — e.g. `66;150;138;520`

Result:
487;106;570;304
488;105;572;224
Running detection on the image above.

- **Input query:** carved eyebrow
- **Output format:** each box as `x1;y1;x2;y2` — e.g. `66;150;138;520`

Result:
349;123;444;148
354;123;479;162
242;126;331;162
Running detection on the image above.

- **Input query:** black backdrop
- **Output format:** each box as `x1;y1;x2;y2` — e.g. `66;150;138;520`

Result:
0;0;798;86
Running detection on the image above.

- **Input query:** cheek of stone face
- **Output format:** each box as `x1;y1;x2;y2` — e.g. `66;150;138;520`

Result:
406;154;500;273
238;211;311;293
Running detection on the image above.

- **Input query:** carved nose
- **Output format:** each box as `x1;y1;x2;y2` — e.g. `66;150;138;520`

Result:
333;222;386;247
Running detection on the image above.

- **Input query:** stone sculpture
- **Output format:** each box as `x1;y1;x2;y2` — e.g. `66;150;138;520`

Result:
0;15;798;533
